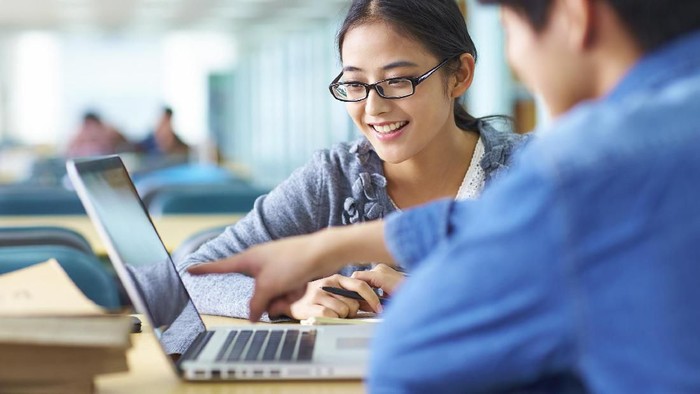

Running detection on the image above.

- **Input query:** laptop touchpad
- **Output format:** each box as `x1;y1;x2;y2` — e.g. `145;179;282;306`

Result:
337;337;370;349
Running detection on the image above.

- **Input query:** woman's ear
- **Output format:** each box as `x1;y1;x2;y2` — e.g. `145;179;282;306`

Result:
451;53;475;98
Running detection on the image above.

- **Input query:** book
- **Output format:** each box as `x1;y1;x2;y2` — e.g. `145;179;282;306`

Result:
0;378;95;394
0;260;132;391
0;344;128;381
0;258;105;317
0;315;132;348
0;259;132;348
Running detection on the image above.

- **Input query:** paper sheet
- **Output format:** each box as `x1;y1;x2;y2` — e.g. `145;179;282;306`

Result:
0;259;105;316
300;311;382;325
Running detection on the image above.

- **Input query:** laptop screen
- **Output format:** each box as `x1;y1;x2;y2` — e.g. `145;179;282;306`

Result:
67;156;206;356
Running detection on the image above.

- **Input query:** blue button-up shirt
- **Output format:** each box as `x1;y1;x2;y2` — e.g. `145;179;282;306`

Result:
374;30;700;393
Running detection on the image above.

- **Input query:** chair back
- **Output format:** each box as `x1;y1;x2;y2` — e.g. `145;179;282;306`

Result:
170;225;227;265
0;226;93;255
0;185;85;215
145;183;268;216
134;163;244;202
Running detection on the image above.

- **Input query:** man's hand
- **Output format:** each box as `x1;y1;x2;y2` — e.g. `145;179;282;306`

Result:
187;221;392;322
187;232;335;321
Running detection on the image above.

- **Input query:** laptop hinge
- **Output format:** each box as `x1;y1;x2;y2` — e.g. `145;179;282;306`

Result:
178;330;214;364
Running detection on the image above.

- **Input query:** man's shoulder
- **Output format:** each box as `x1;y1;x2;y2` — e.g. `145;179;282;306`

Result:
535;72;700;172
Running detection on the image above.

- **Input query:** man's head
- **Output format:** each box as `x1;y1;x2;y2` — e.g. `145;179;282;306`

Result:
479;0;700;116
480;0;700;52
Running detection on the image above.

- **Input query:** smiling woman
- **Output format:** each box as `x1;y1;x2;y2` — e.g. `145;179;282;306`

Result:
151;0;529;339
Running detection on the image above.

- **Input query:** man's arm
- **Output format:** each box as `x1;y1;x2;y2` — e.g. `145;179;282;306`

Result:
384;198;454;270
188;220;391;321
368;154;578;392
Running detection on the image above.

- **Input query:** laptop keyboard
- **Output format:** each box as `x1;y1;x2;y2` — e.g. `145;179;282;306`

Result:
216;329;316;363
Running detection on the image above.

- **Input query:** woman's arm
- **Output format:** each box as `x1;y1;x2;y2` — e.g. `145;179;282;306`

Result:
173;152;332;320
188;220;392;321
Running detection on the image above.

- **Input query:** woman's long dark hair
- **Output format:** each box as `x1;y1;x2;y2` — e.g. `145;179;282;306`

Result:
337;0;482;132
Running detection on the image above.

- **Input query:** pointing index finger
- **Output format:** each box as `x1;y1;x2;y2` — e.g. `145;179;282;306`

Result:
187;255;252;276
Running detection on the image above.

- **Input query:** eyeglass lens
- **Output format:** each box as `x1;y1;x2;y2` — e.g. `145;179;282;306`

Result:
333;78;414;101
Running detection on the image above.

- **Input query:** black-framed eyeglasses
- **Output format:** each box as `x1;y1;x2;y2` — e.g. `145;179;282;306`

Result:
328;56;457;102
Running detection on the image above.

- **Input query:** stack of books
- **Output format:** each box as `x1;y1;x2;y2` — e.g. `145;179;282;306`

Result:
0;260;132;394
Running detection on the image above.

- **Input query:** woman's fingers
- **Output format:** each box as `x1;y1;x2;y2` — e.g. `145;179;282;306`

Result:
335;275;382;313
288;277;363;319
350;270;379;286
315;292;360;318
351;264;405;295
266;288;307;319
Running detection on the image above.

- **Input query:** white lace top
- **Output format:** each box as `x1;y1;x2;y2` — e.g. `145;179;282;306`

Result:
456;137;486;201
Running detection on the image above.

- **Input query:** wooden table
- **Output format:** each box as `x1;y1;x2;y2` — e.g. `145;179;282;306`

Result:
0;215;241;255
95;315;365;394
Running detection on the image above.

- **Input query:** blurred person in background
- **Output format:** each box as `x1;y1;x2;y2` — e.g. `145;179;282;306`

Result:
136;106;189;157
66;111;130;158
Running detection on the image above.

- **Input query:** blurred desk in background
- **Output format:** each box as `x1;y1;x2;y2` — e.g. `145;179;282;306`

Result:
95;315;365;394
0;215;240;255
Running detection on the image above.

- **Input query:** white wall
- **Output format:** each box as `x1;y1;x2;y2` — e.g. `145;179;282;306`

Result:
223;18;355;188
7;32;62;145
1;30;237;149
60;35;163;144
162;32;237;145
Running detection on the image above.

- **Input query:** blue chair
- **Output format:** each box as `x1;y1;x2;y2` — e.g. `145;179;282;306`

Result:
0;245;121;309
170;225;227;265
28;156;69;187
145;183;268;216
0;226;93;255
0;185;85;215
133;163;245;199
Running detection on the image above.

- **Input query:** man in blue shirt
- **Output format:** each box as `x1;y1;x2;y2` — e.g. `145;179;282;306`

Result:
190;0;700;391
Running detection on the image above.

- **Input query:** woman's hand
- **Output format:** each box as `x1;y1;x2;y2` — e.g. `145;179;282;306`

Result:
187;231;337;322
351;264;406;295
187;221;393;322
282;274;383;320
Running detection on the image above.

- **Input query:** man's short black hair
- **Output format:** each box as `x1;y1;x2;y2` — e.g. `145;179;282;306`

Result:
479;0;700;52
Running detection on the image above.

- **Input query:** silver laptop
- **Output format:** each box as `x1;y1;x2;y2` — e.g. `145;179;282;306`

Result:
66;156;373;381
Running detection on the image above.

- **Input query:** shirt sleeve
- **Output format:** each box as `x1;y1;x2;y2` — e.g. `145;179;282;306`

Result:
383;130;533;271
369;151;578;392
172;151;331;320
384;199;454;271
